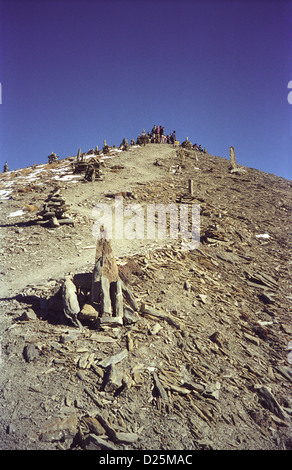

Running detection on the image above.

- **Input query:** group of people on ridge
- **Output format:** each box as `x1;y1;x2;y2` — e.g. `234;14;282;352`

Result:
139;126;206;152
141;126;177;144
1;127;207;174
193;143;205;152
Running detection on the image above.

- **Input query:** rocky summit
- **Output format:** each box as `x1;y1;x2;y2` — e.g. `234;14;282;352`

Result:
0;140;291;450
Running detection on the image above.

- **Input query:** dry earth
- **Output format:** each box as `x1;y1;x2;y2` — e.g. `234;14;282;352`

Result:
0;142;291;451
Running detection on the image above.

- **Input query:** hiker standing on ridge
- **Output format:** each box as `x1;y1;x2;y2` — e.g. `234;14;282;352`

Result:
171;131;176;145
3;161;8;172
155;125;160;143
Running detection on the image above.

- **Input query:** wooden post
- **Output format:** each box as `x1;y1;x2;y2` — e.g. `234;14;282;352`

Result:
111;279;123;318
121;281;138;311
62;276;82;328
101;276;112;315
64;237;139;328
229;146;237;170
91;258;103;307
91;238;124;325
188;179;194;197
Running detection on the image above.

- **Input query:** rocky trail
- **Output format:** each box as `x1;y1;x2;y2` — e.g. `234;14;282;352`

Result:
0;142;291;451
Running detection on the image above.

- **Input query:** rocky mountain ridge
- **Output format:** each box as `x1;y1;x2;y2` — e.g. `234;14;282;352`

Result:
0;142;291;450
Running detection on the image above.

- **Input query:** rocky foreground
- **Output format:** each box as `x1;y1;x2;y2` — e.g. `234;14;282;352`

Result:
0;143;291;450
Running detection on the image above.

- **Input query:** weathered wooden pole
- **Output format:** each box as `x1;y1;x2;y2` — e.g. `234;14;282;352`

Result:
62;275;82;328
229;146;237;170
91;237;123;326
62;235;139;328
188;179;194;197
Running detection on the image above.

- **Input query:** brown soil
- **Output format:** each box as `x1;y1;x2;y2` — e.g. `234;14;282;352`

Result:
0;143;291;451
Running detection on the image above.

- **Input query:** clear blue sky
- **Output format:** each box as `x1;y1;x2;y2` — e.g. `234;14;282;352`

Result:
1;0;291;179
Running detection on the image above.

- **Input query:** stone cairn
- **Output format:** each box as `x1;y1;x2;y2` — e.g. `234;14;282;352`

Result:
36;188;74;228
102;140;111;154
72;156;103;182
119;138;129;151
136;134;149;146
62;237;139;329
181;137;193;150
48;152;58;164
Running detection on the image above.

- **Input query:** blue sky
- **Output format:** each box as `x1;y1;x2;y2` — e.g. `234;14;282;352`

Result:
1;0;291;179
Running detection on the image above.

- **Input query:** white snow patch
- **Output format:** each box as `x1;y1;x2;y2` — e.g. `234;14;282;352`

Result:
7;209;25;218
0;189;12;200
52;174;83;181
255;233;270;239
100;155;116;160
1;181;14;188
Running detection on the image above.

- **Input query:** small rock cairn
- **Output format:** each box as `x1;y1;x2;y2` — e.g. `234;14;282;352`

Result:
36;188;74;228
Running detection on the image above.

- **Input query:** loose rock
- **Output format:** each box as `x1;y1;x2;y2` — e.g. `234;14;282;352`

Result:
23;344;39;362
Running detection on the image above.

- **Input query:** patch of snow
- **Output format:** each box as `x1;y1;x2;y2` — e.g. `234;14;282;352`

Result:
53;174;83;181
100;155;116;160
84;153;96;159
29;167;46;174
7;209;25;218
256;233;270;239
0;189;12;199
1;181;14;188
22;175;40;181
49;168;65;173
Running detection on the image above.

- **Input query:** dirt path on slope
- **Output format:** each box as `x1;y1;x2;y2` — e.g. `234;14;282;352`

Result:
0;144;180;298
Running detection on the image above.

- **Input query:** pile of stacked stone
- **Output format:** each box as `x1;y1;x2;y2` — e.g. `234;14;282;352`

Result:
85;146;100;156
119;138;129;151
181;137;193;150
102;140;111;155
136;134;149;146
72;156;103;182
48;152;58;163
36;188;74;228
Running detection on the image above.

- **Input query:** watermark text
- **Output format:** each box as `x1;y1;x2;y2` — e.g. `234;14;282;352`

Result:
92;196;200;250
288;80;292;104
